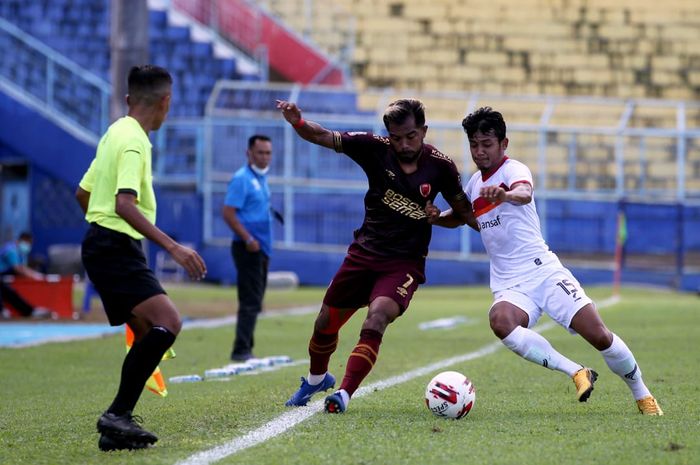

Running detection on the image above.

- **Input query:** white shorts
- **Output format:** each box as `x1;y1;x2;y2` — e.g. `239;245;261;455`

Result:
491;263;592;334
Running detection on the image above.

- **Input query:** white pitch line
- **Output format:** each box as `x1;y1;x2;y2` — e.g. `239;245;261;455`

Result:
176;295;620;465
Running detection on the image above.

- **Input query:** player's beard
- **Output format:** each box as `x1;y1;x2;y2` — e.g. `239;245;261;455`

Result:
397;148;421;164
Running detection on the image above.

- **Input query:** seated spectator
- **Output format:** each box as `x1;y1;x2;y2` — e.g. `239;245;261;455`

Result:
0;232;53;318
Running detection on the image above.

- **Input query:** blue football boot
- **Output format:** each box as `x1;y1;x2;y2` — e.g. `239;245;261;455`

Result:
285;373;336;406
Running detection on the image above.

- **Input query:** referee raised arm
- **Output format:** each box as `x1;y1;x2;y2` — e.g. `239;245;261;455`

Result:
75;65;206;451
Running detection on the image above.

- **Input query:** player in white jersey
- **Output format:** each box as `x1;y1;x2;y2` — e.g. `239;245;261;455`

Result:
426;107;663;415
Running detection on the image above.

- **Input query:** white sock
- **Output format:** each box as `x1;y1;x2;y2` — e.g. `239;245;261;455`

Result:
307;373;326;385
600;333;651;400
502;326;582;377
337;389;350;406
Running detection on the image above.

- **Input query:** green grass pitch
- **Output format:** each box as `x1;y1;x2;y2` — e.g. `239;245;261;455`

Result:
0;285;697;465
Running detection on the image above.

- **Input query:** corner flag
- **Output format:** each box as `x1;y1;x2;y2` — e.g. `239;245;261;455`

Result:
613;209;627;297
125;324;175;397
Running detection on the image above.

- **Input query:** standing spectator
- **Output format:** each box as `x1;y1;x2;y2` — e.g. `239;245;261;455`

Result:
222;135;273;362
0;232;52;318
75;65;207;451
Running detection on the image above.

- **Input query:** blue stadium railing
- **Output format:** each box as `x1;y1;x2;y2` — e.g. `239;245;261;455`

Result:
0;0;254;121
0;15;110;144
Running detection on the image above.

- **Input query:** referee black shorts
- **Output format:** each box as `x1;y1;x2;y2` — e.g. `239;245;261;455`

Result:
81;223;166;326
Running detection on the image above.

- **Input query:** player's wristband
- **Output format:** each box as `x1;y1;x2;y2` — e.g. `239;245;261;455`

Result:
292;118;305;129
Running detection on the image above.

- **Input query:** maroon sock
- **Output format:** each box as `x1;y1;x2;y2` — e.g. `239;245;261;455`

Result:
340;329;382;397
308;330;338;375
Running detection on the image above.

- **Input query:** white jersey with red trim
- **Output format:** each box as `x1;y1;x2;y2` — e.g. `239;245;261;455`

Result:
465;157;559;291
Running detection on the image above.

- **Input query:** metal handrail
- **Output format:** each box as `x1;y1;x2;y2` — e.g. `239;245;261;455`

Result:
0;16;109;89
0;15;111;139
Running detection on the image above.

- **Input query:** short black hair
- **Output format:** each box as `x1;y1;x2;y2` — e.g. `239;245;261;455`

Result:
462;107;507;141
18;231;32;241
248;134;271;148
127;65;172;106
383;98;426;130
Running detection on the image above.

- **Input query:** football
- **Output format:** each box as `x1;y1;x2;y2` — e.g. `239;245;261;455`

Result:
424;371;476;419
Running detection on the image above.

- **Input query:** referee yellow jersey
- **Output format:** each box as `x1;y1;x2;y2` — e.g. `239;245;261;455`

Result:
79;116;156;240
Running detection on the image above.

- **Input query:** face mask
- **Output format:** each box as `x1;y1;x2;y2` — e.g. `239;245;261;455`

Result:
250;164;270;176
18;241;31;255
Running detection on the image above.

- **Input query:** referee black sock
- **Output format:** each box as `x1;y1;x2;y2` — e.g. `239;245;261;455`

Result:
107;326;176;416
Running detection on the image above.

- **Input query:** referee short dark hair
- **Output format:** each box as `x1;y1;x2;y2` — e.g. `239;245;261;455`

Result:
127;65;173;106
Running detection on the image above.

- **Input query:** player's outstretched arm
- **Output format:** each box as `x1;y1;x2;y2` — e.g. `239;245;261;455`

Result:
276;99;335;149
480;182;532;206
504;182;533;205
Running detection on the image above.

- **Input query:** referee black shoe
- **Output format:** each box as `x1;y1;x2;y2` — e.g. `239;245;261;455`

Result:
97;411;158;444
98;432;152;451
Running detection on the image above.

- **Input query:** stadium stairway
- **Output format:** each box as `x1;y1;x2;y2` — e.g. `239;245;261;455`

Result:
0;0;261;118
171;0;348;86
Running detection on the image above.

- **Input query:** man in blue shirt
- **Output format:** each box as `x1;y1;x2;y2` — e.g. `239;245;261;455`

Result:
222;135;273;361
0;231;52;318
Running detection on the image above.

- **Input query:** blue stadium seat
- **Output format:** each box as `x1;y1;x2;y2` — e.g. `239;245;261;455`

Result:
167;26;189;41
2;0;275;198
192;42;212;57
3;0;255;119
149;10;167;28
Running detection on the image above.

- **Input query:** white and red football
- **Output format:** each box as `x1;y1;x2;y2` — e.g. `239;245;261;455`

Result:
425;370;476;419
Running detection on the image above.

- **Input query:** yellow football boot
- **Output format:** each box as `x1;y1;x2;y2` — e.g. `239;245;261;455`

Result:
636;395;664;415
572;367;598;402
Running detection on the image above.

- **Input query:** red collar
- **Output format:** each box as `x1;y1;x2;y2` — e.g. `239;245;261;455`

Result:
481;156;508;182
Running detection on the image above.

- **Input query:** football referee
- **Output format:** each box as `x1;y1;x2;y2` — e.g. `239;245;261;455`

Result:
75;65;207;451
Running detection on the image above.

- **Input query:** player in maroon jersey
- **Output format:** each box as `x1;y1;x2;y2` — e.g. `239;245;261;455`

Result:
276;98;474;413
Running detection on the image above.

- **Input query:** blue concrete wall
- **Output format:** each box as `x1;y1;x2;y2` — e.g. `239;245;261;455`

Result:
0;91;93;187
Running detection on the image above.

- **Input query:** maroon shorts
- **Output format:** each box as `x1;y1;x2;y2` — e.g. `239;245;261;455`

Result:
323;243;426;313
